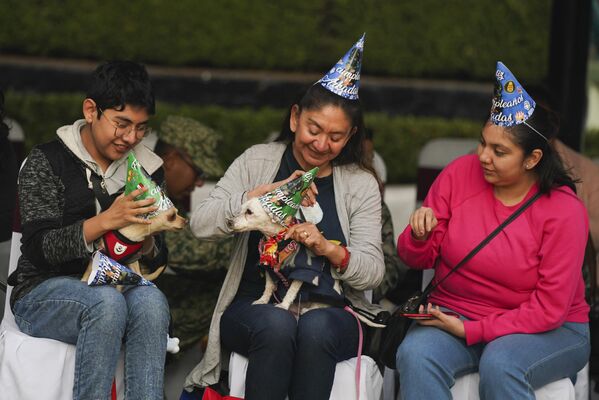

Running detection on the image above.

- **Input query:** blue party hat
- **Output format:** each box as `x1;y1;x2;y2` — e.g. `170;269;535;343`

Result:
490;61;536;128
317;33;365;100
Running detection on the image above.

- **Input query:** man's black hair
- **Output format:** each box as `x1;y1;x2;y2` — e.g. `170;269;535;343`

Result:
86;60;155;116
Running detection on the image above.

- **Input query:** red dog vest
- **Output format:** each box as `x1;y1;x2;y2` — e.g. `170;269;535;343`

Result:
102;230;144;264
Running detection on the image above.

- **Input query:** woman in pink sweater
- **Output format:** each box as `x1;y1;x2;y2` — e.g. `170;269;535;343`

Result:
396;62;590;400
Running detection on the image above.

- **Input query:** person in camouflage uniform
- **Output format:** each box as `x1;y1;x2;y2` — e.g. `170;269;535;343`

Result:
373;201;407;302
363;128;414;305
148;115;233;353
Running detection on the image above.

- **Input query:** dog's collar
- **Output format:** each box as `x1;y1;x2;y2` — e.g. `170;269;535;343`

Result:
102;230;144;264
258;220;299;272
278;216;299;229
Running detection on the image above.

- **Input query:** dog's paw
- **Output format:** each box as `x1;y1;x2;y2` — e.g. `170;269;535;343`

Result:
252;298;269;305
167;335;180;354
275;302;291;311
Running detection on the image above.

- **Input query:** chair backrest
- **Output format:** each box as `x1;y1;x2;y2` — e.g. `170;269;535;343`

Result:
416;138;479;205
2;231;22;331
1;161;24;329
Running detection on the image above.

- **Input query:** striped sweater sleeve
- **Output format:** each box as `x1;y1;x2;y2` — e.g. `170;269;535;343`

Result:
19;147;92;271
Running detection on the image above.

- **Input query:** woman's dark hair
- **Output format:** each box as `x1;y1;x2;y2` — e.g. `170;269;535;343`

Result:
505;104;577;194
274;84;372;173
0;90;8;141
86;60;155;117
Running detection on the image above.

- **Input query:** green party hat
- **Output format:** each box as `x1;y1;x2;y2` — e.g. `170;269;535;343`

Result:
258;167;319;226
124;153;174;218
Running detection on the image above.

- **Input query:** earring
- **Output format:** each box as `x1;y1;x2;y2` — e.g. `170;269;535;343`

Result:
526;164;531;169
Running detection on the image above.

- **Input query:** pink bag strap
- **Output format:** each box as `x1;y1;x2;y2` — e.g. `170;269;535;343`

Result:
344;305;364;400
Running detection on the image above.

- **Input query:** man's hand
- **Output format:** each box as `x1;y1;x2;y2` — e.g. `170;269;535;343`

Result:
99;187;158;231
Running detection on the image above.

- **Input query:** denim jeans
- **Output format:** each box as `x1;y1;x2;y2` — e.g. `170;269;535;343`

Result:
12;276;170;400
220;298;360;400
396;318;590;400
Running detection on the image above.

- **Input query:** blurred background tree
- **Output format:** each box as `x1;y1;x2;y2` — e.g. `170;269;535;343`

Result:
2;0;593;183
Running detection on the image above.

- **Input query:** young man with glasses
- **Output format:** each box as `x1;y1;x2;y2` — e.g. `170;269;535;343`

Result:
7;60;170;399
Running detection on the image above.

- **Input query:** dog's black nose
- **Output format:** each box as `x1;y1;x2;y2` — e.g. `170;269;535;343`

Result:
226;219;234;229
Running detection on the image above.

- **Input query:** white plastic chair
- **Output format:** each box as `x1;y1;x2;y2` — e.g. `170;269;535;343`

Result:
227;290;383;400
450;366;588;400
228;352;383;400
0;228;124;399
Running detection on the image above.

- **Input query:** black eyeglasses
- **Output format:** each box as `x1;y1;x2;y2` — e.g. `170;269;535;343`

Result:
97;106;152;140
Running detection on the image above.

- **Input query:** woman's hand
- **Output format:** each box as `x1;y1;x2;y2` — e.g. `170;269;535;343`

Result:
247;170;318;207
409;207;438;240
99;188;158;231
285;222;335;258
416;303;465;338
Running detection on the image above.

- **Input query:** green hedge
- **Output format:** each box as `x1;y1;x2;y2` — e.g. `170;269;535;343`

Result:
5;91;483;183
0;0;550;82
584;129;599;159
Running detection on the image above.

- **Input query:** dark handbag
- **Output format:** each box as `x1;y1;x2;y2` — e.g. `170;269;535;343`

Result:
366;290;428;370
374;192;541;370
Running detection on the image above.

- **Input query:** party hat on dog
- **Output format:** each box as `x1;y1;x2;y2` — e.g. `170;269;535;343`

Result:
259;167;319;227
125;153;174;218
317;33;365;100
88;251;154;287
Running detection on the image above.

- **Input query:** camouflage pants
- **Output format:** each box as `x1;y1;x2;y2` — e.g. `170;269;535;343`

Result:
155;272;224;355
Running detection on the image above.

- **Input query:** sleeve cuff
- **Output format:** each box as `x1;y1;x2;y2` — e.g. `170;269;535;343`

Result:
228;191;247;221
408;235;430;249
464;320;483;345
80;221;95;254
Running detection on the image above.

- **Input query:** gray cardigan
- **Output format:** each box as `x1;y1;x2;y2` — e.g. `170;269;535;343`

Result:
185;142;384;389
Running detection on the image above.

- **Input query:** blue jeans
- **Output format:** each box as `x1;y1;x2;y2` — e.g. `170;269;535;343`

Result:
220;298;360;400
12;276;170;400
396;319;590;400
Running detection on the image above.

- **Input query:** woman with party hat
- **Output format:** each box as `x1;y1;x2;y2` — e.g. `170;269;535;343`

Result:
184;34;384;399
396;62;590;399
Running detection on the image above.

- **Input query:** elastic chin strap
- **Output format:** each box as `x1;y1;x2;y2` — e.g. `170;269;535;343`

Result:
523;121;549;142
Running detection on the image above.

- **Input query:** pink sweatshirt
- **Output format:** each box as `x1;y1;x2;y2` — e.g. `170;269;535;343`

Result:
398;154;589;345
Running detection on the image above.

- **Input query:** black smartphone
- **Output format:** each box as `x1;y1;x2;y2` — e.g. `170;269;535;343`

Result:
401;311;460;319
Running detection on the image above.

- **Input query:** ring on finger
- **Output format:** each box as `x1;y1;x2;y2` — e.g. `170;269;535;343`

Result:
302;231;309;238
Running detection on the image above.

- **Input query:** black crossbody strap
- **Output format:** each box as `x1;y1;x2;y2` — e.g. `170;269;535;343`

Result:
422;191;542;298
89;171;120;211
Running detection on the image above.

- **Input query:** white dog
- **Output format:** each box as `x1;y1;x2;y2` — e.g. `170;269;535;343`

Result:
228;197;311;310
228;197;386;329
229;196;355;318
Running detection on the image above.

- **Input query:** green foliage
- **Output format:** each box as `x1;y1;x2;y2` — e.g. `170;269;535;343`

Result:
5;91;481;183
0;0;550;81
584;129;599;159
366;114;481;183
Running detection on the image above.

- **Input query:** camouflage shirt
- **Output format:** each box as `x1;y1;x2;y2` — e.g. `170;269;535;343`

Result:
373;201;408;302
164;202;233;277
158;202;234;351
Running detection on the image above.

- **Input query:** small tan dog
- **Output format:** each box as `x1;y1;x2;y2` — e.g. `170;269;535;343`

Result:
81;206;186;284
